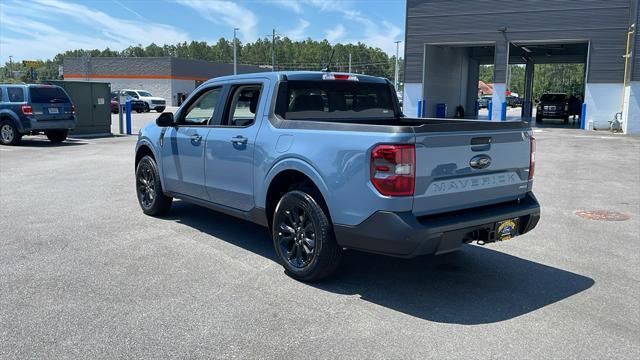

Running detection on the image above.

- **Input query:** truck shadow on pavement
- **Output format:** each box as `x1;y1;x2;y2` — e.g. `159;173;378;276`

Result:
167;201;595;325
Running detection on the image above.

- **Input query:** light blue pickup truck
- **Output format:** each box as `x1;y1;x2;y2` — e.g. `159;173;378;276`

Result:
135;72;540;281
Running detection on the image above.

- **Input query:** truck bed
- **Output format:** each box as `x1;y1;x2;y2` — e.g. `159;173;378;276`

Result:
277;116;529;133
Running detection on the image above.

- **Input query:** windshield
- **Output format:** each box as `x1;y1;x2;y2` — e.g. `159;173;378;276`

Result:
29;86;70;103
540;94;566;102
137;91;153;97
277;80;395;121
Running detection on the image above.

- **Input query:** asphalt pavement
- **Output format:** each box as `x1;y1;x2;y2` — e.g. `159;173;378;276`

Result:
0;126;638;359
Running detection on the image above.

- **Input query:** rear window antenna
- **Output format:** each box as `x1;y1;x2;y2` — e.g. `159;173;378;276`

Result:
321;48;336;72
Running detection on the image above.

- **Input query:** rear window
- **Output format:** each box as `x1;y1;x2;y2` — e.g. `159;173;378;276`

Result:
29;86;70;103
540;94;566;102
277;80;395;121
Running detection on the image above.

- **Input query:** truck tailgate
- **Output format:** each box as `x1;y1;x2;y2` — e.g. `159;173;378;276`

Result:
412;127;532;217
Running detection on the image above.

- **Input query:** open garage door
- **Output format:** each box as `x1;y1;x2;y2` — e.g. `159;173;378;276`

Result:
507;42;588;127
423;43;495;119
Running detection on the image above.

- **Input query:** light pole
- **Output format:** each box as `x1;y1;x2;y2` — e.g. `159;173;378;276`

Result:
394;40;401;90
266;29;282;71
8;55;13;79
233;27;239;75
272;28;276;71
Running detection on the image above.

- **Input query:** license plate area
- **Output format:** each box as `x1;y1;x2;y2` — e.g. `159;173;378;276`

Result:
48;107;59;114
495;218;519;241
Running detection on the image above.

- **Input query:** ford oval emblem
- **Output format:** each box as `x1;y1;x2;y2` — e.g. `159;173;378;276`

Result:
470;154;492;169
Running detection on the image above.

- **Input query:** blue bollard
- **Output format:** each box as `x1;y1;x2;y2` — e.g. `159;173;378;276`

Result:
501;102;507;121
417;100;422;118
487;100;493;120
436;103;447;118
580;103;587;130
125;99;132;135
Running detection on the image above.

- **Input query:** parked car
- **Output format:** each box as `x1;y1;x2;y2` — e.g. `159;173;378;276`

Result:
135;72;540;281
478;95;491;109
536;93;569;124
110;91;146;113
120;89;166;112
507;95;523;108
110;99;119;114
0;84;76;145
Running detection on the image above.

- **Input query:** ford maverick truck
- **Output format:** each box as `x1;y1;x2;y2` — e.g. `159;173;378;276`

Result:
135;72;540;281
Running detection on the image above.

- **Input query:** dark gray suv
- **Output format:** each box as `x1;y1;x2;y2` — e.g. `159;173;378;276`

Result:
536;93;569;124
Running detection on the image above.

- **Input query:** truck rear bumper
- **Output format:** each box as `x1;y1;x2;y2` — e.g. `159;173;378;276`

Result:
333;192;540;258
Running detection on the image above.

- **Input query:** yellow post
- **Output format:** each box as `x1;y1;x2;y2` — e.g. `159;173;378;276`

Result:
621;24;635;113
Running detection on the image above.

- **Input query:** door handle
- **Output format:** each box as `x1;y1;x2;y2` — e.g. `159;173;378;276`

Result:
191;133;202;145
231;135;248;145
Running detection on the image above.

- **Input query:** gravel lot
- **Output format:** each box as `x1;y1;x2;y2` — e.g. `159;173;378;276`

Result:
1;126;639;359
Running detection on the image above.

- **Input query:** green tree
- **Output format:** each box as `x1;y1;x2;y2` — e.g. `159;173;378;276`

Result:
0;37;404;83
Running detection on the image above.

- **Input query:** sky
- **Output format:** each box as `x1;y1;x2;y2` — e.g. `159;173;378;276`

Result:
0;0;406;64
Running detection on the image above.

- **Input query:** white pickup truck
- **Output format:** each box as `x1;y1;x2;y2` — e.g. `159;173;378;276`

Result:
122;89;166;113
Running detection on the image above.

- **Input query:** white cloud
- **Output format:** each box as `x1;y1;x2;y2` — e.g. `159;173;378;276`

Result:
306;0;360;19
269;0;303;14
351;20;403;56
177;0;258;42
307;0;403;55
0;0;189;63
112;0;144;19
325;24;345;43
285;19;310;41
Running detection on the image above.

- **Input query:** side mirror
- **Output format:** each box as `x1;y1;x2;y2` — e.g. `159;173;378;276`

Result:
156;112;175;127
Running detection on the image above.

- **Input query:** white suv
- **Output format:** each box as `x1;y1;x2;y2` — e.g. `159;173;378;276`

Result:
121;89;166;113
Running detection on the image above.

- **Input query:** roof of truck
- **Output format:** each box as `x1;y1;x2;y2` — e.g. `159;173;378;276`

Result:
203;71;391;85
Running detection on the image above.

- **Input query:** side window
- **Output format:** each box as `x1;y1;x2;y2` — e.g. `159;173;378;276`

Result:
125;91;139;99
7;87;24;102
224;84;262;127
181;87;222;125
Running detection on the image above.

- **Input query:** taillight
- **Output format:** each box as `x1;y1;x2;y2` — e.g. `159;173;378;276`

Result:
528;137;536;180
371;144;415;196
71;105;76;115
21;105;33;115
322;73;359;81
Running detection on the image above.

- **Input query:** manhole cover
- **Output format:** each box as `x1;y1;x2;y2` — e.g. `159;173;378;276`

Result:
574;210;630;221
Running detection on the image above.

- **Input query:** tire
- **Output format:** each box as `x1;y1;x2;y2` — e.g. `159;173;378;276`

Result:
563;115;569;124
136;155;172;216
272;189;342;282
156;107;165;113
0;120;22;145
136;109;142;113
143;103;150;112
45;129;68;143
536;115;543;123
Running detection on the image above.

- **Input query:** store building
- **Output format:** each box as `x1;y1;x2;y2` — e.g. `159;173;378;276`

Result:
62;57;267;106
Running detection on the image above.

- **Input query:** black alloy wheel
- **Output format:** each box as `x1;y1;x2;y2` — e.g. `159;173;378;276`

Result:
137;160;156;210
272;189;342;281
276;202;317;269
135;155;172;216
